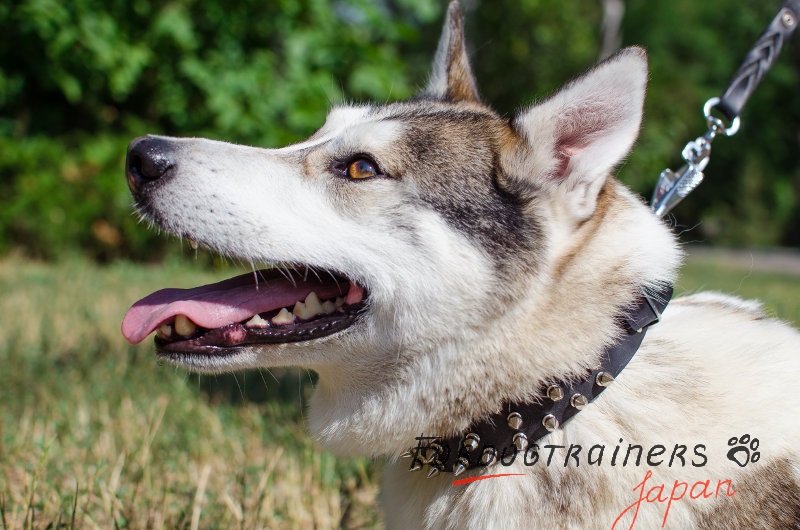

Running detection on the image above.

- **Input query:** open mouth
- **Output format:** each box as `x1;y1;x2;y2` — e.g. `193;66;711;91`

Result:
121;267;367;355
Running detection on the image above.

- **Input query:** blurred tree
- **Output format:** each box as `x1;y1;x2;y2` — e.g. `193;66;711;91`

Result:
0;0;797;261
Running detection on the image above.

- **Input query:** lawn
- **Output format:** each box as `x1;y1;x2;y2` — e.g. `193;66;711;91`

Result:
0;251;797;528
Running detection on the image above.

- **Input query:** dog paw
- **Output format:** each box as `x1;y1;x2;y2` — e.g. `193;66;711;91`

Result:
726;434;760;467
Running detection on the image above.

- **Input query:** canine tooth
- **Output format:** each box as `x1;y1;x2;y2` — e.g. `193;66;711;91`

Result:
174;314;197;336
245;314;270;328
272;308;296;325
293;292;324;319
157;323;172;339
304;292;323;314
321;301;336;315
188;239;198;250
292;301;312;319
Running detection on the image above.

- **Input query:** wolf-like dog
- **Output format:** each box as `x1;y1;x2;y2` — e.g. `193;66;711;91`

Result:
122;2;800;528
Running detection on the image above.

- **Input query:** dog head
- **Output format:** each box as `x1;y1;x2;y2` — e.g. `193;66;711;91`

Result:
122;2;676;454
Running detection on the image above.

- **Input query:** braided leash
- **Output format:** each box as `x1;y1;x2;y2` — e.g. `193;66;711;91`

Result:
651;0;800;218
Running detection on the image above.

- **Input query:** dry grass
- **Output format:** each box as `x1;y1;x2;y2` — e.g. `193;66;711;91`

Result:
1;251;797;529
0;255;381;529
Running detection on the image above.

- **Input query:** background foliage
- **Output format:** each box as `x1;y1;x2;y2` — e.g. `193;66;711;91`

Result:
1;0;798;261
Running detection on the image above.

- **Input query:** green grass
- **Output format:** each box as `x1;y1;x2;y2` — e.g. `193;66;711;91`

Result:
0;252;797;529
679;254;800;325
0;256;381;529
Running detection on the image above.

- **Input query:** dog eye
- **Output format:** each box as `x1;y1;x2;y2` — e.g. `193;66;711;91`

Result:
347;159;379;179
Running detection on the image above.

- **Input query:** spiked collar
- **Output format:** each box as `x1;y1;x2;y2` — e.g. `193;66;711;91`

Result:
405;284;674;478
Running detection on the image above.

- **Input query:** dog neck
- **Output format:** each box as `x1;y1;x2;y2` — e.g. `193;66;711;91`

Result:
308;180;682;459
403;282;673;477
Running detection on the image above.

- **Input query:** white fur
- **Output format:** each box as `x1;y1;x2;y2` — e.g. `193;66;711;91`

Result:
132;4;800;528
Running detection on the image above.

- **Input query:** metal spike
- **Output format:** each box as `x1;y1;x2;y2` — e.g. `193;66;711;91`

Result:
480;448;496;466
463;433;480;452
512;432;529;451
547;385;564;401
596;371;615;387
542;414;559;432
423;443;441;463
570;393;588;410
426;467;441;479
453;457;469;477
400;448;414;459
409;461;424;472
507;412;523;430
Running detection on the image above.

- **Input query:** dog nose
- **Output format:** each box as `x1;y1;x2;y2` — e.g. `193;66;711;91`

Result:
125;136;176;194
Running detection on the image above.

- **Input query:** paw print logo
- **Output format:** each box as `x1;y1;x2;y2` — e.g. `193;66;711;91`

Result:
726;434;760;467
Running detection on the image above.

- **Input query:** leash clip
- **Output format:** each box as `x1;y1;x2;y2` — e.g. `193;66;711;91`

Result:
650;98;740;218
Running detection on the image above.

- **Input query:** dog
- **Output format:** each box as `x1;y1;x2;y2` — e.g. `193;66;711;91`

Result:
122;2;800;528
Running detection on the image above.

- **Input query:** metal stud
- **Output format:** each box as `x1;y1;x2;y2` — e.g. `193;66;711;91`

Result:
409;461;424;472
400;448;414;459
426;466;441;478
547;385;564;401
782;10;796;29
453;457;469;477
463;433;480;452
570;393;588;410
422;443;442;464
596;371;615;387
480;447;496;466
542;414;559;432
507;412;523;430
512;432;529;451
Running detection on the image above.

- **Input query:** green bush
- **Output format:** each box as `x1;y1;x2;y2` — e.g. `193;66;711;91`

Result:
1;0;798;260
0;0;440;260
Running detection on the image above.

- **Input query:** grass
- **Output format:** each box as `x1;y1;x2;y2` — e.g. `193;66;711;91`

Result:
679;252;800;325
0;251;797;528
0;255;381;529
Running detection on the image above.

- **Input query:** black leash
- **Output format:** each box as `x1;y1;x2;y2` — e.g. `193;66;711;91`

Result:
651;0;800;218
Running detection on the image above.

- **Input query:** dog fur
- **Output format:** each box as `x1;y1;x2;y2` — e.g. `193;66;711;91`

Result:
126;2;800;528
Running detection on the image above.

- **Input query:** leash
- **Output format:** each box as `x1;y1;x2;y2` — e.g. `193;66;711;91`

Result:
651;0;800;218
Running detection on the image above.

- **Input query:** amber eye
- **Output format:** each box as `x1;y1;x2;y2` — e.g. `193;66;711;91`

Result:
347;158;379;179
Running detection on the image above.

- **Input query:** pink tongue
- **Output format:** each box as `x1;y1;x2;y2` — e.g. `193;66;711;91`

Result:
121;272;353;345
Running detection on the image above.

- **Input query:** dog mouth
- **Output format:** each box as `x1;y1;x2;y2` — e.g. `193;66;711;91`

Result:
121;268;367;355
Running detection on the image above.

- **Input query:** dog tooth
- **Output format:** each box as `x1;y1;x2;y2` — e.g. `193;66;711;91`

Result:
157;323;172;339
272;308;296;325
174;314;197;336
188;239;198;250
245;314;270;328
293;292;324;319
321;301;336;315
304;292;323;315
292;301;311;319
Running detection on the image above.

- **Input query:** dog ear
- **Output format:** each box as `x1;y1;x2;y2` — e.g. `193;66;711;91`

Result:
512;47;647;220
425;1;480;103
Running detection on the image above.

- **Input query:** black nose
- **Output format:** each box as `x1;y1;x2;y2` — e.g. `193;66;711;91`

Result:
125;136;176;194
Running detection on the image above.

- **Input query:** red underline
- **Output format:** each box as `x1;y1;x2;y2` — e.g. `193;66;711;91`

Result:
452;473;525;486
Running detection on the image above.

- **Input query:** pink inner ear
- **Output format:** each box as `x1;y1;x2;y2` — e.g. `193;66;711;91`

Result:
552;139;587;180
550;117;606;180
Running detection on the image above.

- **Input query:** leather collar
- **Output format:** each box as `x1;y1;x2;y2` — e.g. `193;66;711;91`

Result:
405;284;674;477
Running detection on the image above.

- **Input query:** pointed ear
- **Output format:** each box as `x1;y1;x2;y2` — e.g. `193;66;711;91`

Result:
424;1;480;103
512;47;648;219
